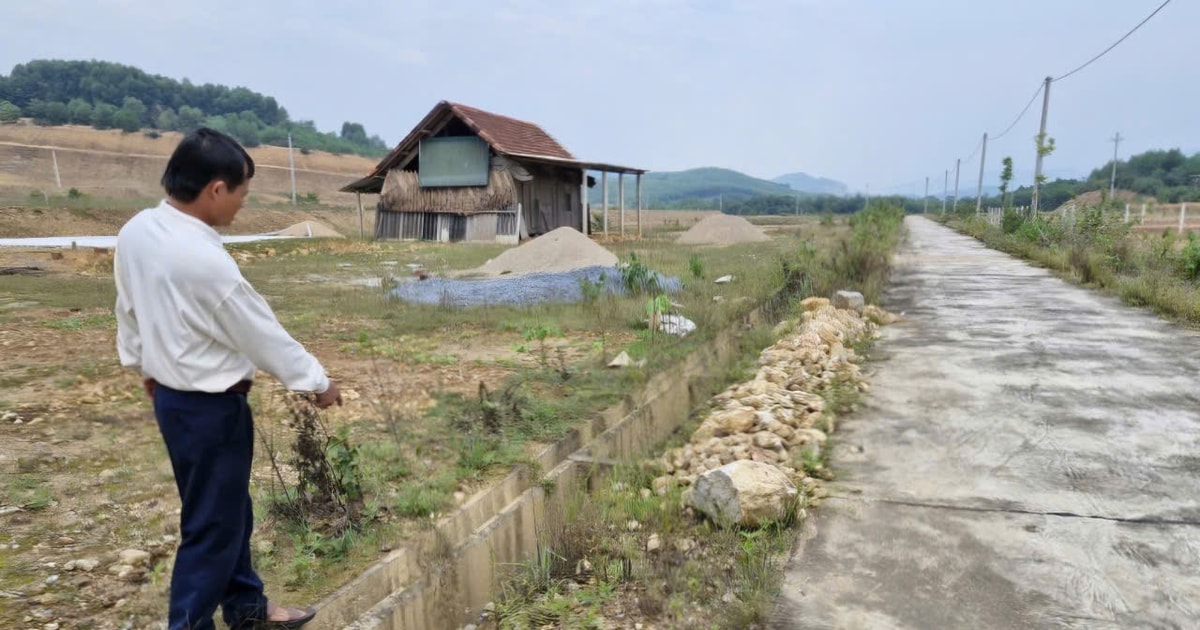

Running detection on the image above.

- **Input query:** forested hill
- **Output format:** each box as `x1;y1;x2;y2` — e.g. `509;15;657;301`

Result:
0;59;388;157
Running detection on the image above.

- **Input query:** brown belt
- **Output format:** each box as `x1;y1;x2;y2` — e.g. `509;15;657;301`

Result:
226;380;253;394
145;379;253;395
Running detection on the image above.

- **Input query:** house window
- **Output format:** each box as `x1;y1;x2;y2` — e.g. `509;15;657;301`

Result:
419;136;490;187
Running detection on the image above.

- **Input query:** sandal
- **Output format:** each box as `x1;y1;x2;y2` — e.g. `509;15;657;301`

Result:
255;606;317;629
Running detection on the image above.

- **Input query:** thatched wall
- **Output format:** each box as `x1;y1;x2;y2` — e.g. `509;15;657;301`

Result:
380;168;517;215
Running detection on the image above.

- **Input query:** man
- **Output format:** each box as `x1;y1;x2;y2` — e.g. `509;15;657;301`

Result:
114;127;339;629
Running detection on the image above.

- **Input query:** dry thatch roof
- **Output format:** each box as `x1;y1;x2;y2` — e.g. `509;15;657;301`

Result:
380;168;517;215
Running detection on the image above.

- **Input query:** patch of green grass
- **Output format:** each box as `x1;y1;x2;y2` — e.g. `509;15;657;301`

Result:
393;473;455;519
0;364;62;388
494;464;802;629
6;474;54;511
0;275;116;310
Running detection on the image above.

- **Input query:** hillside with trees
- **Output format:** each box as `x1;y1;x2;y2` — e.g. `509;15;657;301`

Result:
772;171;849;196
588;167;805;209
725;194;924;215
0;59;388;157
978;148;1200;211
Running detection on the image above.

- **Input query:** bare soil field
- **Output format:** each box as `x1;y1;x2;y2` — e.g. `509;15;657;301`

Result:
0;205;734;242
1130;204;1200;233
0;204;374;239
0;217;839;628
0;123;375;206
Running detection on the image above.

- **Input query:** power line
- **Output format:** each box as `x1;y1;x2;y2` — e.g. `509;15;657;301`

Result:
1053;0;1171;82
962;136;984;164
990;82;1044;140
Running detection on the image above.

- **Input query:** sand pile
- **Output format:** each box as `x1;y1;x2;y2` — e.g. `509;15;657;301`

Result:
276;221;344;238
676;214;769;245
476;227;618;276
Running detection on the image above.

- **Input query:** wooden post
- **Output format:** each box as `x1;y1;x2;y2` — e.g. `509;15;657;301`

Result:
619;173;626;236
636;173;643;239
1141;203;1147;224
1180;203;1188;234
601;171;609;235
581;169;589;235
356;192;365;240
1124;203;1130;223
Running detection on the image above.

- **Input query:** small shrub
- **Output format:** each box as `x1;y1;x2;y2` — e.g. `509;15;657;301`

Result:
688;254;705;280
520;323;563;369
67;187;84;199
619;252;660;294
265;395;365;534
143;130;161;139
1180;234;1200;280
579;273;605;303
1001;210;1024;235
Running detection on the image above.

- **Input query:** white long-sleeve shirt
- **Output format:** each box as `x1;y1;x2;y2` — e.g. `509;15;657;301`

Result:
114;200;329;394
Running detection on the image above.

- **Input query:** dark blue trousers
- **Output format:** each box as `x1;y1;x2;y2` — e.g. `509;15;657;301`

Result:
154;384;267;630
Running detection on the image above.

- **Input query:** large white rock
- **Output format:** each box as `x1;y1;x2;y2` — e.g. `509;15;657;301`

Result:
832;291;866;313
685;460;798;528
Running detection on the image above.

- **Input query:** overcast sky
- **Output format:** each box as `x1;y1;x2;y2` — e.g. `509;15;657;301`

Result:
3;0;1195;194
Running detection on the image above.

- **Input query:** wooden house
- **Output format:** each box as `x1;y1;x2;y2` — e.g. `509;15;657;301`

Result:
341;101;645;242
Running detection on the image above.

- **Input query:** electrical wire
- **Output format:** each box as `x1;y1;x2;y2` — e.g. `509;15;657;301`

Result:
1053;0;1171;82
990;82;1044;141
918;1;1170;201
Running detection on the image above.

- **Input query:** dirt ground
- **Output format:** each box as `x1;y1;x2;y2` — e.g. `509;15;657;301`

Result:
0;205;730;241
1;218;814;628
0;204;375;240
0;240;588;628
0;259;529;629
0;123;376;206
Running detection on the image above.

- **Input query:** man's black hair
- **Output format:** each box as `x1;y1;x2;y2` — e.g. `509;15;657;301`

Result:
161;127;255;203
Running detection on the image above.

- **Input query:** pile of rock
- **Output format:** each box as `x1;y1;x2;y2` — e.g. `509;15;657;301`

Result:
655;294;893;515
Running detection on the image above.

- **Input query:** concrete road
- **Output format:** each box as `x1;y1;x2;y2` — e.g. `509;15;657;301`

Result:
772;217;1200;629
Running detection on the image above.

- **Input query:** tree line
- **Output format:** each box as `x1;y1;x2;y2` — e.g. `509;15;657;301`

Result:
0;59;388;157
719;146;1200;217
724;194;925;216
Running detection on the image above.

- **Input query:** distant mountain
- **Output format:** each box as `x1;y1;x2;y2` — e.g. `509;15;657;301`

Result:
588;167;802;207
772;172;849;196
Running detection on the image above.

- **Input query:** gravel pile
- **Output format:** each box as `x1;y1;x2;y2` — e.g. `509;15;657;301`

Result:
475;227;619;277
392;265;681;307
676;214;770;245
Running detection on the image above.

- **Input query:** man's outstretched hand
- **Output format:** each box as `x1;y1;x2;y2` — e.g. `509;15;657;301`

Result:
314;380;342;409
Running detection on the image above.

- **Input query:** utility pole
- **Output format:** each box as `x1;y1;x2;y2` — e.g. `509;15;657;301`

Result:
795;195;799;216
287;133;298;206
951;158;961;213
942;169;948;214
975;133;988;214
924;176;929;214
1031;76;1052;215
1110;131;1123;200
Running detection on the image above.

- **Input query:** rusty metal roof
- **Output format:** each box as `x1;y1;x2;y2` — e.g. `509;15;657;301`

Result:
341;101;644;194
447;102;575;161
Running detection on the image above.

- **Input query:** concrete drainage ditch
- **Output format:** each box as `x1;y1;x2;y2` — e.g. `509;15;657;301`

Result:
307;303;773;630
